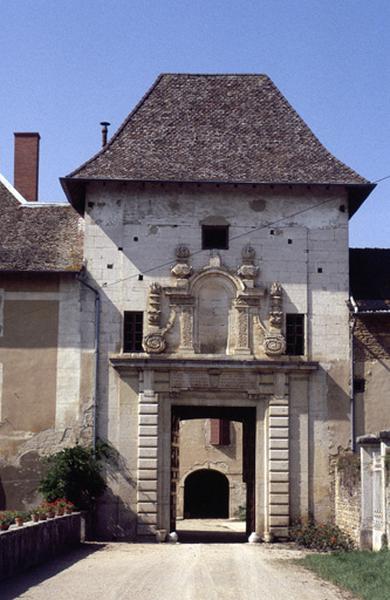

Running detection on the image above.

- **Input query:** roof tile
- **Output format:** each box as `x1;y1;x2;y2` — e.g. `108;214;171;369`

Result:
69;74;369;185
0;180;83;272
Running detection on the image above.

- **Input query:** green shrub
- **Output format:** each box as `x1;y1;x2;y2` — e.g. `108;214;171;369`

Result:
0;511;16;527
290;521;355;552
337;452;360;491
39;445;106;510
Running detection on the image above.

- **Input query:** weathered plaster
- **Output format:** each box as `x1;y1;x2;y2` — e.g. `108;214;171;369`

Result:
79;182;351;539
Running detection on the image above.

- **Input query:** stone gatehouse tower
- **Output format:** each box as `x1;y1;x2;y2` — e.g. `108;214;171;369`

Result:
0;74;375;541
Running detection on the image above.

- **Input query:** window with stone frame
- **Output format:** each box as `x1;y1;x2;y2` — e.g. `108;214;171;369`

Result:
286;313;304;356
123;311;143;352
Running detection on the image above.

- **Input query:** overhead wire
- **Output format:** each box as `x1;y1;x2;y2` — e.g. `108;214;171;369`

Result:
373;174;390;183
2;172;389;315
102;194;344;289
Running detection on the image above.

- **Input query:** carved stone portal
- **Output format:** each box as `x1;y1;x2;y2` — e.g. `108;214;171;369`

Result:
264;282;286;356
264;333;286;356
179;306;194;352
143;333;167;354
237;244;259;288
171;245;192;279
148;282;162;326
143;283;176;354
143;247;277;356
269;282;283;328
197;277;234;354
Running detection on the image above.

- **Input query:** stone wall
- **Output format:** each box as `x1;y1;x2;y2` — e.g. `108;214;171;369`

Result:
177;419;245;519
83;181;351;537
335;462;361;546
0;513;84;581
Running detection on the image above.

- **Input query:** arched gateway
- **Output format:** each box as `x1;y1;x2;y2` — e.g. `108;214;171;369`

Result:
61;73;362;543
109;245;320;542
184;469;229;519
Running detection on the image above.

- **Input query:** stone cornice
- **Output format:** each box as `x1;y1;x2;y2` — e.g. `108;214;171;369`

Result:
109;354;318;373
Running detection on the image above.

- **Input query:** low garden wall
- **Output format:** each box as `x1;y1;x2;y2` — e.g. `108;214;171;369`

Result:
334;457;361;547
0;513;84;581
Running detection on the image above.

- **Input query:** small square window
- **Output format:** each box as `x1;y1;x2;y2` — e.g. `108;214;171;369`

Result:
286;314;304;356
123;311;143;352
202;225;229;250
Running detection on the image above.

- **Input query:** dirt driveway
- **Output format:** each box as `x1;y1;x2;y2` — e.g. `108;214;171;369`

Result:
1;540;356;600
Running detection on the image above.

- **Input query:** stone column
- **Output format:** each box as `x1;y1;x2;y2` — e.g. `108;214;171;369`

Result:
234;303;251;355
267;372;289;540
178;305;194;352
137;369;159;539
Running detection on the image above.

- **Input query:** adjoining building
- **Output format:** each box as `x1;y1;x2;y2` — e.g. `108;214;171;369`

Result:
0;74;387;541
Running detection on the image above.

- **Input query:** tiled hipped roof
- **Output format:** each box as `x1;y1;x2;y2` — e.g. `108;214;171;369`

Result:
69;74;369;185
0;179;83;272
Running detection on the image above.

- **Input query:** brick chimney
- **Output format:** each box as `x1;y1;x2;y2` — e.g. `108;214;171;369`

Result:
14;132;40;202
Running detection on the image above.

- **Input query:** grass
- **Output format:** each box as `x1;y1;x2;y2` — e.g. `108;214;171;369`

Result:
297;550;390;600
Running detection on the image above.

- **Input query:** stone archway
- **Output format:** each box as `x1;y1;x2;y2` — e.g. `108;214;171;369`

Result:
184;468;229;518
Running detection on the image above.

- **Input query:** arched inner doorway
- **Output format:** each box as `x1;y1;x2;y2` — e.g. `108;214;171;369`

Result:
184;469;229;518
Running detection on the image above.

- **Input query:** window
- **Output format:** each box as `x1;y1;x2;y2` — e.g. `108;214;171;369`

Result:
123;311;143;352
354;378;365;393
286;314;304;356
210;419;230;445
202;225;229;250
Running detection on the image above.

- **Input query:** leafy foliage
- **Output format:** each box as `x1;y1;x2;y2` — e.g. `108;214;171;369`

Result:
0;511;16;526
337;452;361;491
39;445;106;510
290;521;355;552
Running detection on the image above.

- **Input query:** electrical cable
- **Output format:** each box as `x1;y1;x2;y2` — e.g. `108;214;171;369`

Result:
102;194;343;289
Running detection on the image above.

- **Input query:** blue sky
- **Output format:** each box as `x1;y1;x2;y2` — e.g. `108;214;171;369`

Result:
0;0;388;247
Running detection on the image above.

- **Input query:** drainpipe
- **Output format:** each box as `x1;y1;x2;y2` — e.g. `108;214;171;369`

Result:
77;273;101;452
349;296;358;452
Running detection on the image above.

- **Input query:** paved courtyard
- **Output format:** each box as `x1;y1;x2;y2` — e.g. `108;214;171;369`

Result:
2;526;356;600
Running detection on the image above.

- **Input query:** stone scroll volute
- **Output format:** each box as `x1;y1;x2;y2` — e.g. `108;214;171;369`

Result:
143;282;175;354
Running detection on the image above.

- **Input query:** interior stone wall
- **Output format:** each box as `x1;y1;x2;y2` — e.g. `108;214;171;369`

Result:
177;419;245;519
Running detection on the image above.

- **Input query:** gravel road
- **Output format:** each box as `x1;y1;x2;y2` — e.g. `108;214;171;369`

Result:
1;541;356;600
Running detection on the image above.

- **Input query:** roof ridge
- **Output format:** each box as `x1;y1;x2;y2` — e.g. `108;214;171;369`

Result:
0;173;27;204
65;73;373;203
68;74;274;179
159;72;269;76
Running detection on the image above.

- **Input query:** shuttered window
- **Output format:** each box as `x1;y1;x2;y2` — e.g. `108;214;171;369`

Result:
210;419;230;445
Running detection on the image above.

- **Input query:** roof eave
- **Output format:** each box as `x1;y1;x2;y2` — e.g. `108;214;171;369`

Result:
0;268;83;274
347;183;376;218
60;177;87;214
61;176;375;217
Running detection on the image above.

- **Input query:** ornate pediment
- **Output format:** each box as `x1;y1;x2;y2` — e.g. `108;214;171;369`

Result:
142;245;286;358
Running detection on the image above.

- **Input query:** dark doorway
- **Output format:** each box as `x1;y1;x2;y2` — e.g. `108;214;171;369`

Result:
184;469;229;518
